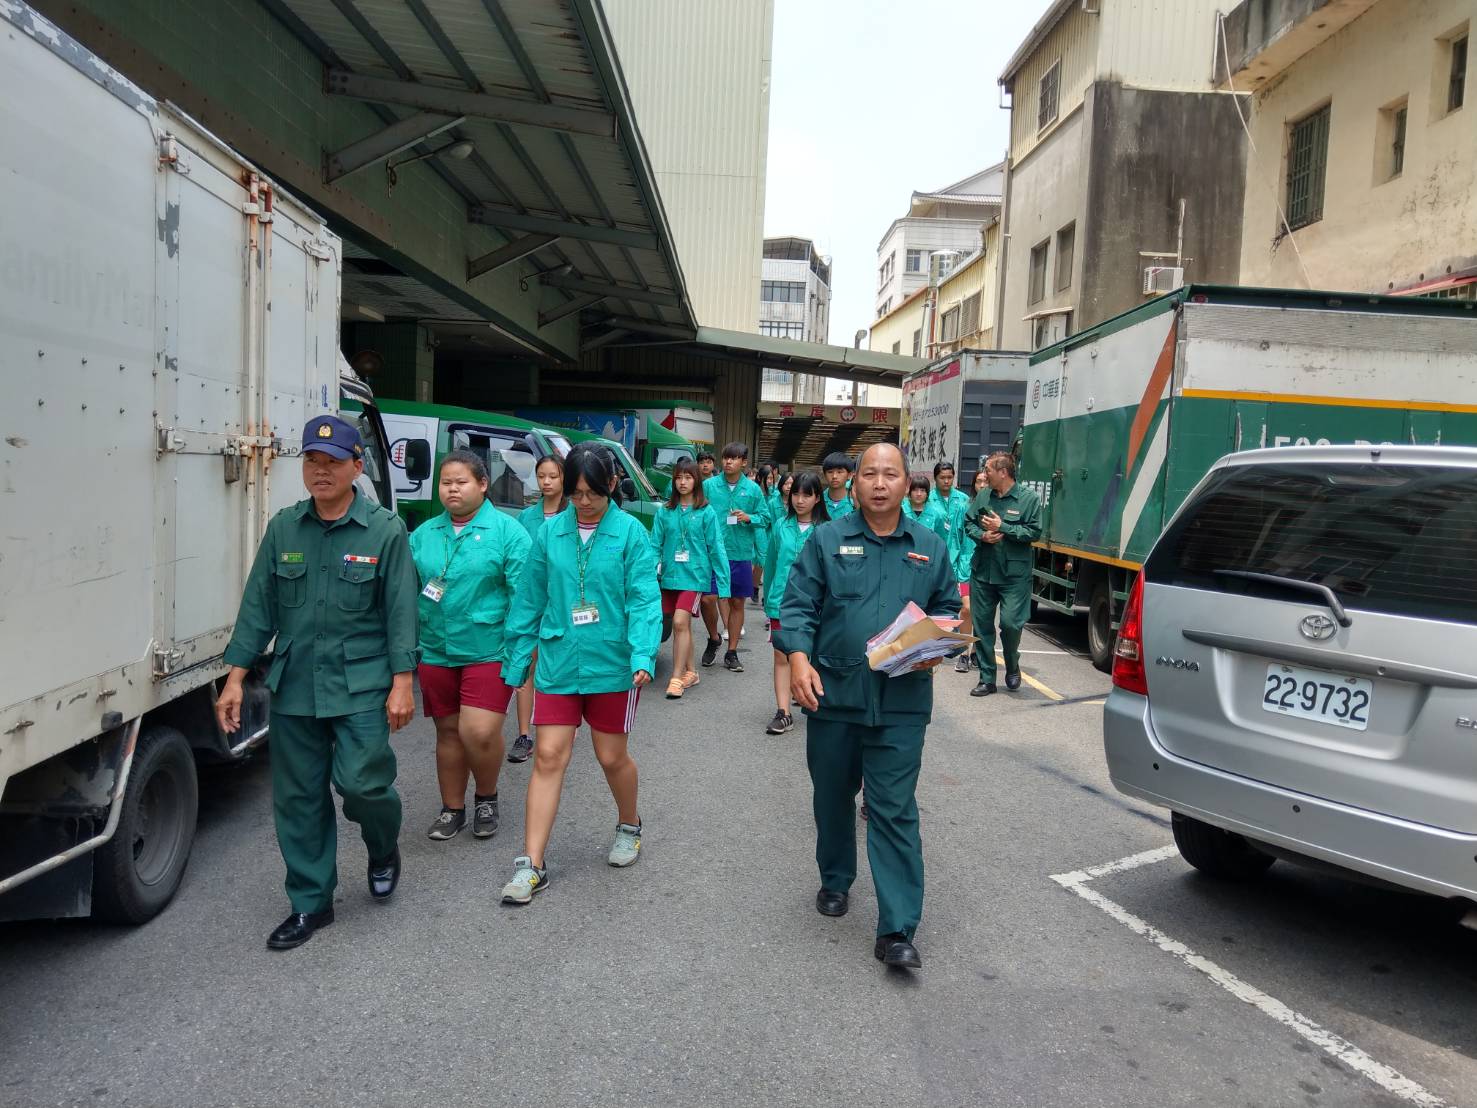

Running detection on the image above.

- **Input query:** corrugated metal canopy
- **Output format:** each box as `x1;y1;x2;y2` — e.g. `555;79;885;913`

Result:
263;0;695;335
673;327;928;387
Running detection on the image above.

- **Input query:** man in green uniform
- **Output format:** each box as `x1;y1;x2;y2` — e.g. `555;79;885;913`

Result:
778;443;959;970
964;451;1042;697
215;415;419;950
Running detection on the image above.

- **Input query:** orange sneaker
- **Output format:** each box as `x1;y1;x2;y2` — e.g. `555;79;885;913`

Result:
682;670;700;689
665;677;685;700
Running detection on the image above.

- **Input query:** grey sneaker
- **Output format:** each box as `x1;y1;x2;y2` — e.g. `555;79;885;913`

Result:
954;654;972;673
608;822;642;867
427;807;465;841
507;734;533;763
500;856;548;904
724;650;744;673
765;710;793;735
472;796;499;838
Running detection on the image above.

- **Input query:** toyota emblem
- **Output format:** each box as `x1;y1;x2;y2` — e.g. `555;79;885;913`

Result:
1299;614;1337;641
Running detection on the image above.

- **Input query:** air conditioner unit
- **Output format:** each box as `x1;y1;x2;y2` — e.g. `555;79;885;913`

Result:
1144;266;1184;296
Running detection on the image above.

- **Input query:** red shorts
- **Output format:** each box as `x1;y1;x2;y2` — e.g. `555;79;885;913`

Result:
534;688;641;734
958;582;971;598
768;618;781;632
661;588;703;616
418;661;516;718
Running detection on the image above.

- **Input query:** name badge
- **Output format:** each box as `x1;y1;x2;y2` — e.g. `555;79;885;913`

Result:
1005;510;1020;518
344;554;378;565
421;577;447;603
280;552;304;564
839;545;864;556
572;604;600;626
727;512;740;526
674;549;691;563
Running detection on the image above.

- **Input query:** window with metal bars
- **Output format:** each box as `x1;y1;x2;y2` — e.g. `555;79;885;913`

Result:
1038;61;1060;132
1392;106;1407;176
1286;105;1330;231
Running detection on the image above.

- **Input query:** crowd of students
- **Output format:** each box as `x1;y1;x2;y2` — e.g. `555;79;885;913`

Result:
401;436;1003;908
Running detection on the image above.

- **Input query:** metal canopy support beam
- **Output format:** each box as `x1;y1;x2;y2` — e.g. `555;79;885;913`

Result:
468;206;658;250
540;273;679;307
594;315;695;339
324;69;615;138
661;345;901;389
466;233;558;281
581;327;631;350
325;112;463;181
539;292;604;328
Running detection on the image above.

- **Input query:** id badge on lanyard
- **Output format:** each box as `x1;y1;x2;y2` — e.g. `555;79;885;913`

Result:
674;549;691;563
421;577;447;603
572;604;600;625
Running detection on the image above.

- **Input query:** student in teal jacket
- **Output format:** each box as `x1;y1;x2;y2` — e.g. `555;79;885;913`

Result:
701;442;769;673
903;476;948;538
509;454;568;762
409;450;532;843
760;471;823;736
821;451;856;520
499;446;662;907
650;457;730;699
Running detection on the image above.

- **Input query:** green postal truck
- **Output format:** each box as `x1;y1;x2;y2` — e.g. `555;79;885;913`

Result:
1020;285;1477;671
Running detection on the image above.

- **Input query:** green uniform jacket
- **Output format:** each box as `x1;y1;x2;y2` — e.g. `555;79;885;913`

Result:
651;502;730;597
224;491;419;718
963;482;1043;585
503;506;662;693
928;487;973;582
409;500;531;667
703;474;769;563
761;515;818;620
902;499;947;545
821;489;855;521
776;514;959;727
517;500;565;543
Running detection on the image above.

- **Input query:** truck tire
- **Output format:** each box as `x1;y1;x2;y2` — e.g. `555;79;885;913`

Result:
1171;812;1275;881
1087;580;1115;673
90;725;199;924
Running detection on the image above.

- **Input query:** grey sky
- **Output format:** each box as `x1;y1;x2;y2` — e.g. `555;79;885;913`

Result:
764;0;1046;349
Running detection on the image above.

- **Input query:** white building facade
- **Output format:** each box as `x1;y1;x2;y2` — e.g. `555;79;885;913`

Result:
759;236;832;403
874;165;1004;319
602;0;774;332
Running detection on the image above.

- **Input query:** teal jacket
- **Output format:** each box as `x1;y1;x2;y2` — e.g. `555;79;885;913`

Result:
651;502;730;597
928;487;973;582
761;515;818;620
503;506;662;693
409;500;531;667
903;499;946;541
821;489;855;521
517;500;566;543
702;474;770;562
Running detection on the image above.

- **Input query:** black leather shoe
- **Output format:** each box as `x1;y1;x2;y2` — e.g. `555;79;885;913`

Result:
874;933;922;968
267;908;333;950
368;846;401;901
969;681;998;697
816;888;849;917
1005;669;1022;691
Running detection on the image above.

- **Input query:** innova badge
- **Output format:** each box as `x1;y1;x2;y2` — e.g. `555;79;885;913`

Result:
1299;614;1337;641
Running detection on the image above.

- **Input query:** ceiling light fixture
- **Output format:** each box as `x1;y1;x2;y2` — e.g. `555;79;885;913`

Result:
387;139;475;194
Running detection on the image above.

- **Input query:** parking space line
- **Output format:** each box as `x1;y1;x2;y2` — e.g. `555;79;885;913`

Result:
1049;851;1446;1108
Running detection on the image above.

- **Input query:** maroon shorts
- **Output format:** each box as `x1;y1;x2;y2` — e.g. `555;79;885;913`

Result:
661;588;703;617
418;661;516;718
768;618;781;632
959;582;971;599
534;688;641;734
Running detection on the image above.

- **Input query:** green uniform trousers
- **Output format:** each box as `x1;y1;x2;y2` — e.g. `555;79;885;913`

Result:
972;577;1032;683
270;710;401;914
805;717;925;940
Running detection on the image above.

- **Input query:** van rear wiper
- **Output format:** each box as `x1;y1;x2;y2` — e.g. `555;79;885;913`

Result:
1212;570;1352;627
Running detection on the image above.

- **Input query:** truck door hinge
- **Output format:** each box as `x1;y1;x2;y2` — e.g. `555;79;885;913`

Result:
152;643;185;678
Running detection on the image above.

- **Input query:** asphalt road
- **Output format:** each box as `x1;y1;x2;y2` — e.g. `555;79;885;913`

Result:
3;606;1475;1107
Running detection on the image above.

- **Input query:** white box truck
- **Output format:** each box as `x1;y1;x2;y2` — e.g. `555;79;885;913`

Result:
900;350;1030;485
0;4;397;922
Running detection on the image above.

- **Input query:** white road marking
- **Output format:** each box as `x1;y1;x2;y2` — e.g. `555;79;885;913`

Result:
1050;850;1447;1108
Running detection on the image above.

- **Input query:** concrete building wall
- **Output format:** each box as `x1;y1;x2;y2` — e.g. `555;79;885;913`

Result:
876;218;990;317
868;291;928;358
1080;83;1248;324
603;0;774;332
1000;106;1090;350
1236;0;1477;291
933;231;1001;357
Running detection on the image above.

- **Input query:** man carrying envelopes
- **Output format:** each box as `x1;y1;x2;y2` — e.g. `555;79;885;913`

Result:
777;443;960;970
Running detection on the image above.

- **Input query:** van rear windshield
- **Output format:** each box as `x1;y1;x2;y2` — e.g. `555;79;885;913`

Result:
1145;463;1477;624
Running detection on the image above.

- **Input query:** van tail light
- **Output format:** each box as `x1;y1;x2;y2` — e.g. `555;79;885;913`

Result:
1112;573;1149;696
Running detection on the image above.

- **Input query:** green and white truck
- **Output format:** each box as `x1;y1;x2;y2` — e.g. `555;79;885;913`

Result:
1020;285;1477;670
